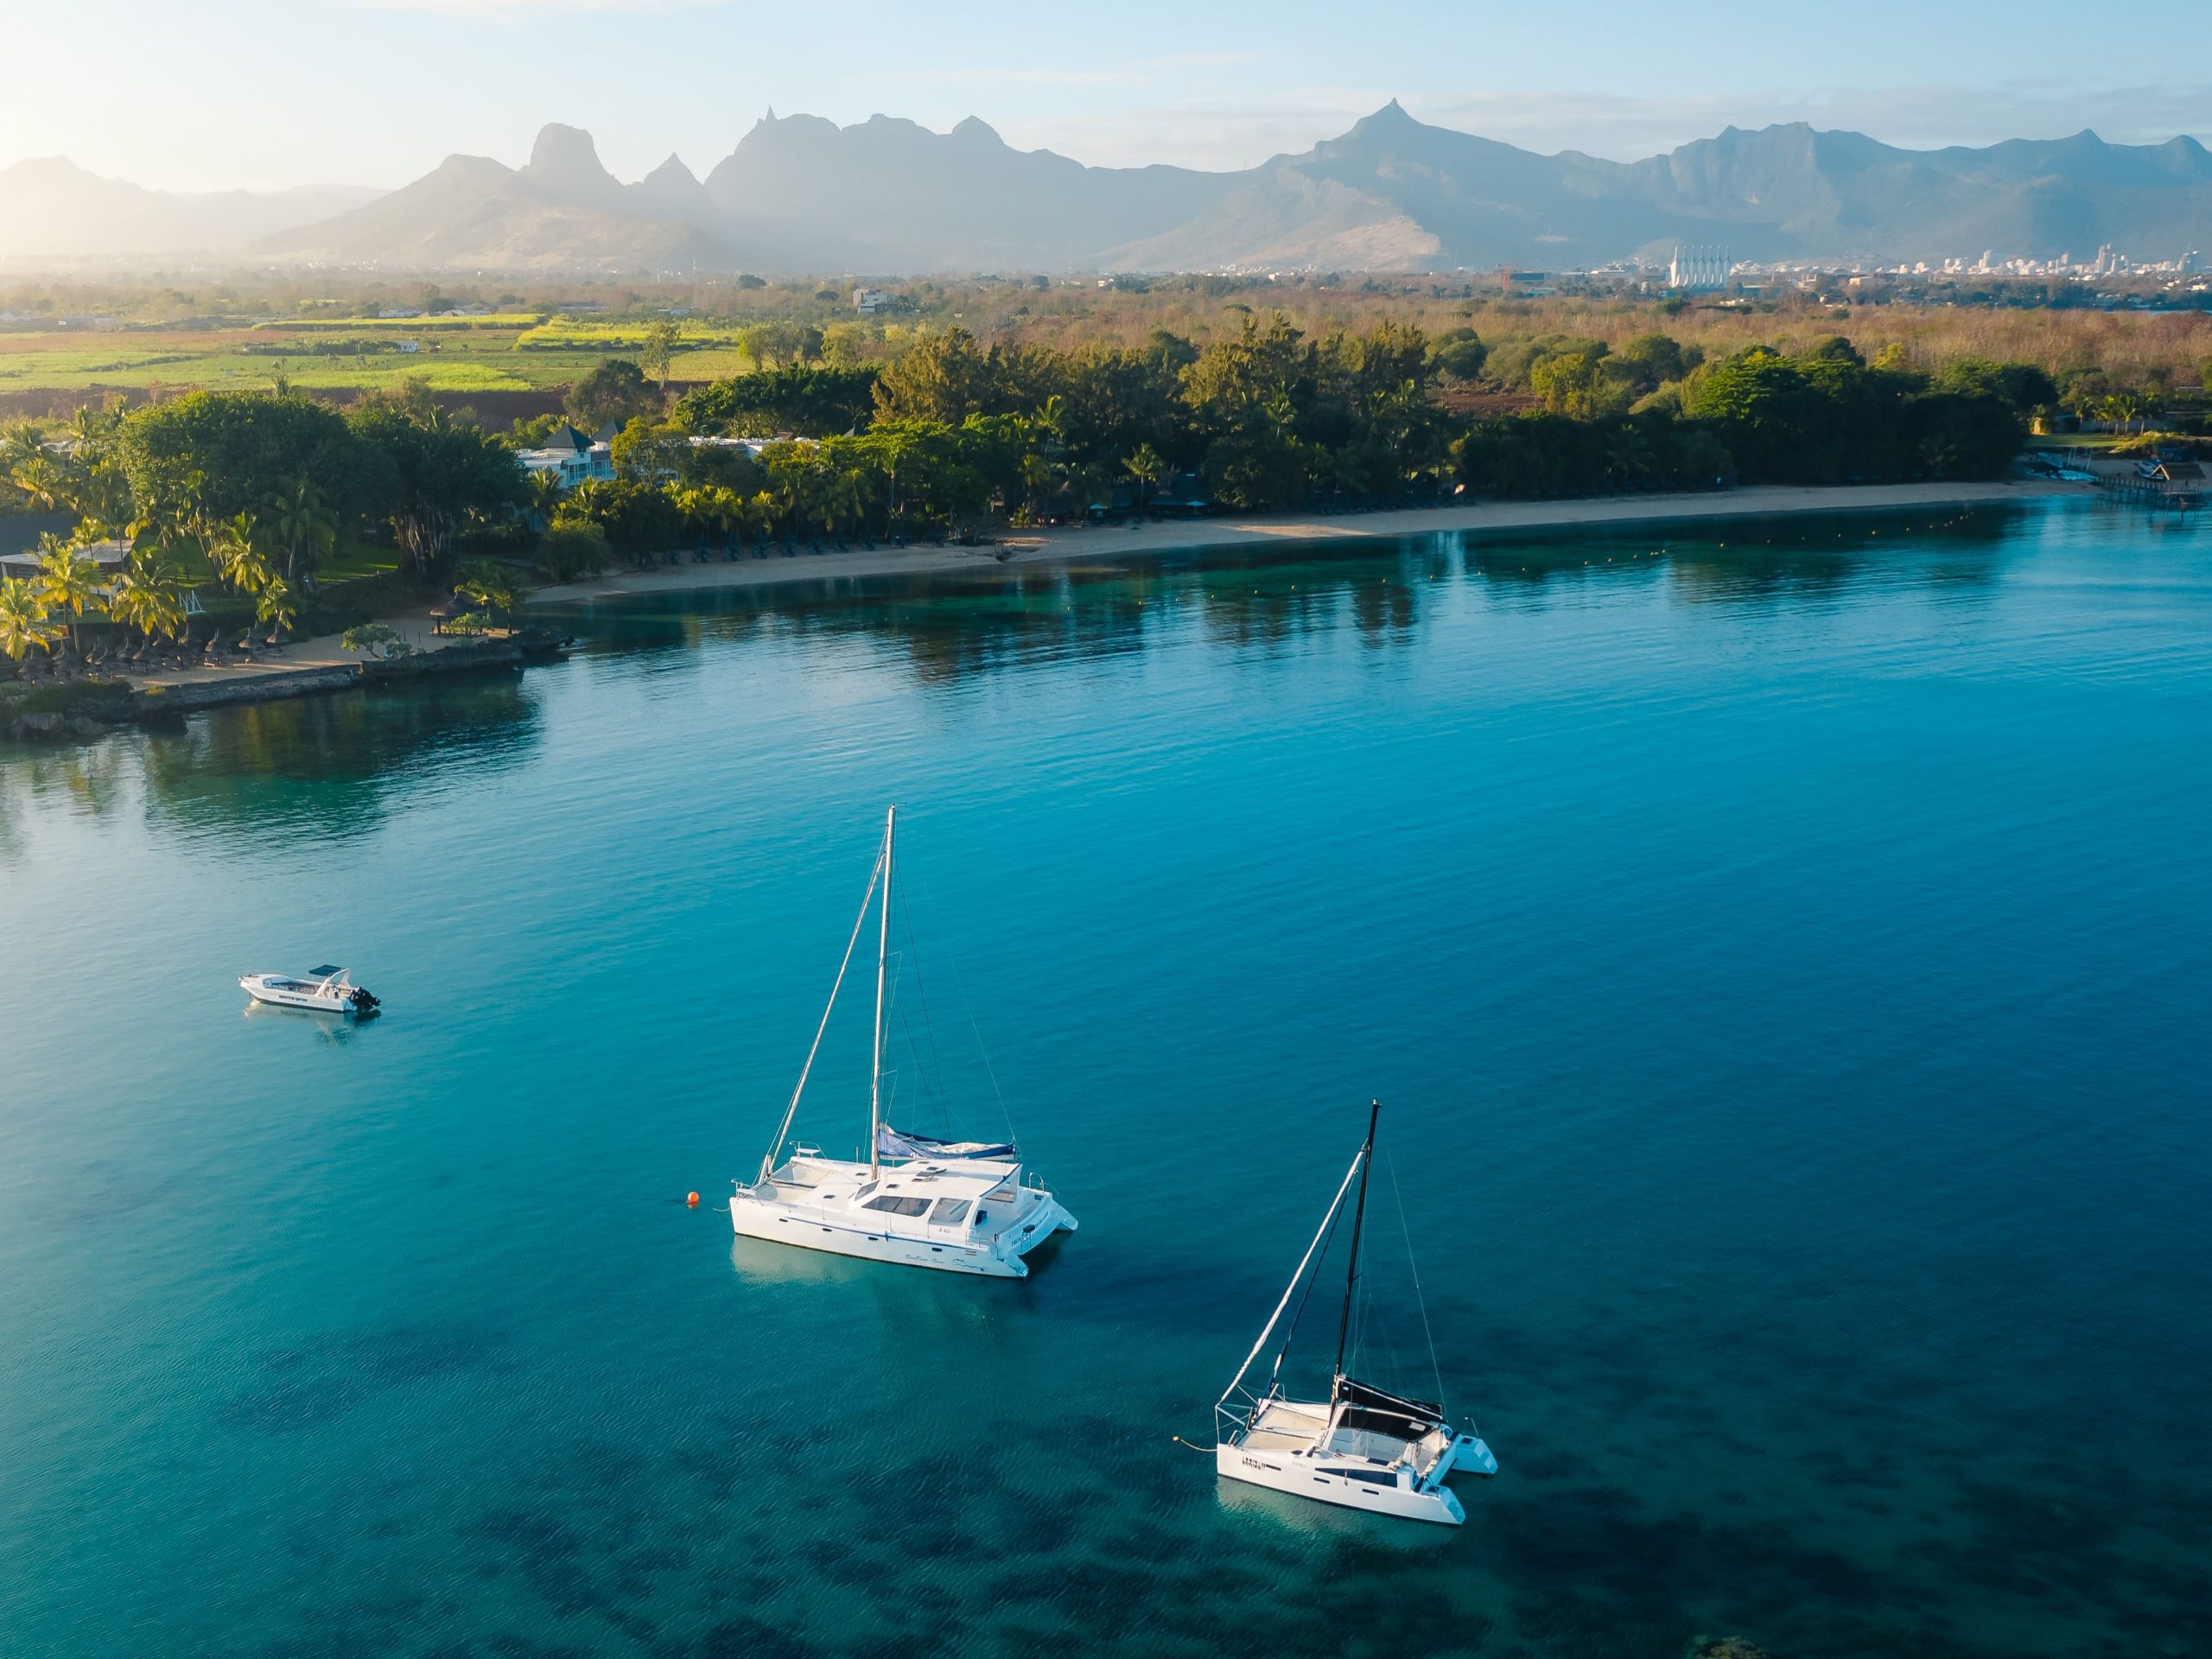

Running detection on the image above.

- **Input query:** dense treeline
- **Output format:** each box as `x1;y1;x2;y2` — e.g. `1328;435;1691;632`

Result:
540;319;2044;562
1;383;525;670
0;311;2061;671
10;269;2209;391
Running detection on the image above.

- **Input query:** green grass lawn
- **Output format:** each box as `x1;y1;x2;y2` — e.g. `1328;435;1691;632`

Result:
321;537;404;582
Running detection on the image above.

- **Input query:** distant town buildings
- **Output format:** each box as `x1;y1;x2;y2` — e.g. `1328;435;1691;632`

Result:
1727;245;2208;286
852;288;891;314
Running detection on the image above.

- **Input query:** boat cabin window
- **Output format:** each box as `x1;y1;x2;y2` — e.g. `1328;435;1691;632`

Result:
928;1198;971;1227
861;1195;931;1217
854;1182;879;1200
1341;1468;1400;1485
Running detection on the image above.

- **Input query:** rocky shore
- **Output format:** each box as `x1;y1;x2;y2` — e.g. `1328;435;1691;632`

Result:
1;633;565;746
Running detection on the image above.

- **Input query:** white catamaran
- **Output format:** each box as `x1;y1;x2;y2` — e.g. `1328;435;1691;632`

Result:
729;805;1077;1278
1211;1101;1497;1525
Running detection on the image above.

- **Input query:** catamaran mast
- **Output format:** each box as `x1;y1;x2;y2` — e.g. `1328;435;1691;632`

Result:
869;804;895;1176
1332;1098;1381;1385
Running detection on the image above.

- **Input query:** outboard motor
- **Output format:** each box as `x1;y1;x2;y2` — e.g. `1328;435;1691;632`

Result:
348;986;382;1017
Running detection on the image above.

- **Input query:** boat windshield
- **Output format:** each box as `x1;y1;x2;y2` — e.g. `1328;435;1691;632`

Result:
861;1195;931;1217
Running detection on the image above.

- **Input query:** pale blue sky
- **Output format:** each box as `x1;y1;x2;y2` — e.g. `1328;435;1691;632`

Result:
6;0;2209;191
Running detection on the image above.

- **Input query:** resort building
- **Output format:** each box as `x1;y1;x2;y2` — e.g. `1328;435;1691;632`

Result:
517;426;614;489
0;537;132;582
688;435;790;460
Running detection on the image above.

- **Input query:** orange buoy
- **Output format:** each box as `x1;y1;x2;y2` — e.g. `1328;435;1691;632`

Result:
686;1192;700;1208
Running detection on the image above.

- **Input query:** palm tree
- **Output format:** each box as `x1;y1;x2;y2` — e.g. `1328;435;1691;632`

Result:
32;542;106;654
825;466;868;538
264;476;337;584
0;576;61;666
1018;452;1056;522
108;550;188;648
2;422;45;473
454;559;524;630
1603;423;1653;491
525;467;565;532
1122;442;1167;518
2098;391;2147;434
1325;448;1366;507
213;512;272;594
10;454;71;514
254;574;298;643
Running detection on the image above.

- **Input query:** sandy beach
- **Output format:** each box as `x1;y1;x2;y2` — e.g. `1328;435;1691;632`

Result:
121;607;442;692
526;480;2078;607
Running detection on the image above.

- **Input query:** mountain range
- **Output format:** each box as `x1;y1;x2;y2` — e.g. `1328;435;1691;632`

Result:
6;105;2211;274
0;157;378;258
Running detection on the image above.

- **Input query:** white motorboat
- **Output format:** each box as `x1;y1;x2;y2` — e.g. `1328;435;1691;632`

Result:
1211;1102;1496;1525
239;964;381;1016
729;805;1076;1278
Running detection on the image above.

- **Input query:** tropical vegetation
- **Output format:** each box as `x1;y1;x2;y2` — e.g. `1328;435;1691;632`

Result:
0;295;2123;677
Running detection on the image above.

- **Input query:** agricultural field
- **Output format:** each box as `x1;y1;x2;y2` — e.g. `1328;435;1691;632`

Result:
0;314;754;410
3;272;2209;423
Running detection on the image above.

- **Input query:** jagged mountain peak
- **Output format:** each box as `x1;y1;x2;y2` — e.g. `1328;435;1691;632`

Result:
1352;98;1416;130
521;123;622;203
25;105;2212;272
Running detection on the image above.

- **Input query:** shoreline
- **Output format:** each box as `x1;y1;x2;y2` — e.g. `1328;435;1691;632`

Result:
526;480;2082;606
0;479;2084;746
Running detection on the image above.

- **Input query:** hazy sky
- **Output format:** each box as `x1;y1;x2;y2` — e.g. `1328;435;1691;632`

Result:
6;0;2209;192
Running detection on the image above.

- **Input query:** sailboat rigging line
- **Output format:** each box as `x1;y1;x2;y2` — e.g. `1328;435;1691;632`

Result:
907;857;1020;1150
895;883;953;1124
1217;1141;1368;1411
758;847;885;1184
1267;1182;1346;1395
1387;1145;1447;1413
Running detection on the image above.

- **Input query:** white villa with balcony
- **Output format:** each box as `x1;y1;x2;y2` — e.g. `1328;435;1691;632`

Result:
517;426;614;489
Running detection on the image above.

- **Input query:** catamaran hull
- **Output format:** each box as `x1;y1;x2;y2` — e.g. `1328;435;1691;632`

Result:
1438;1433;1499;1480
728;1194;1075;1278
1215;1443;1467;1525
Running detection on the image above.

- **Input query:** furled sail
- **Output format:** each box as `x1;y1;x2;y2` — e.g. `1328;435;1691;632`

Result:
875;1124;1015;1161
1332;1376;1444;1440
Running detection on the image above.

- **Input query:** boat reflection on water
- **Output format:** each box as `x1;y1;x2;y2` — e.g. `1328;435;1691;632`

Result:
727;1232;877;1287
1211;1473;1467;1548
240;999;375;1045
726;1236;1017;1333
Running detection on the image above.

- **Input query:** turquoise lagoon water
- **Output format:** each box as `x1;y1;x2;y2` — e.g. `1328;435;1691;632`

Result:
2;499;2208;1659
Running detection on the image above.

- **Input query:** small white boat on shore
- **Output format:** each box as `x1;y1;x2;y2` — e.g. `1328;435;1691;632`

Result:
1210;1101;1496;1526
239;965;381;1017
729;805;1076;1279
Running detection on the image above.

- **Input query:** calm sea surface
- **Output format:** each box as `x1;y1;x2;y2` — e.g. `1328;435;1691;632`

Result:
3;499;2208;1659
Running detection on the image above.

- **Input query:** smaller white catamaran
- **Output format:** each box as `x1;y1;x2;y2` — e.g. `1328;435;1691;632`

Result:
1211;1101;1497;1525
729;805;1076;1278
239;965;381;1016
